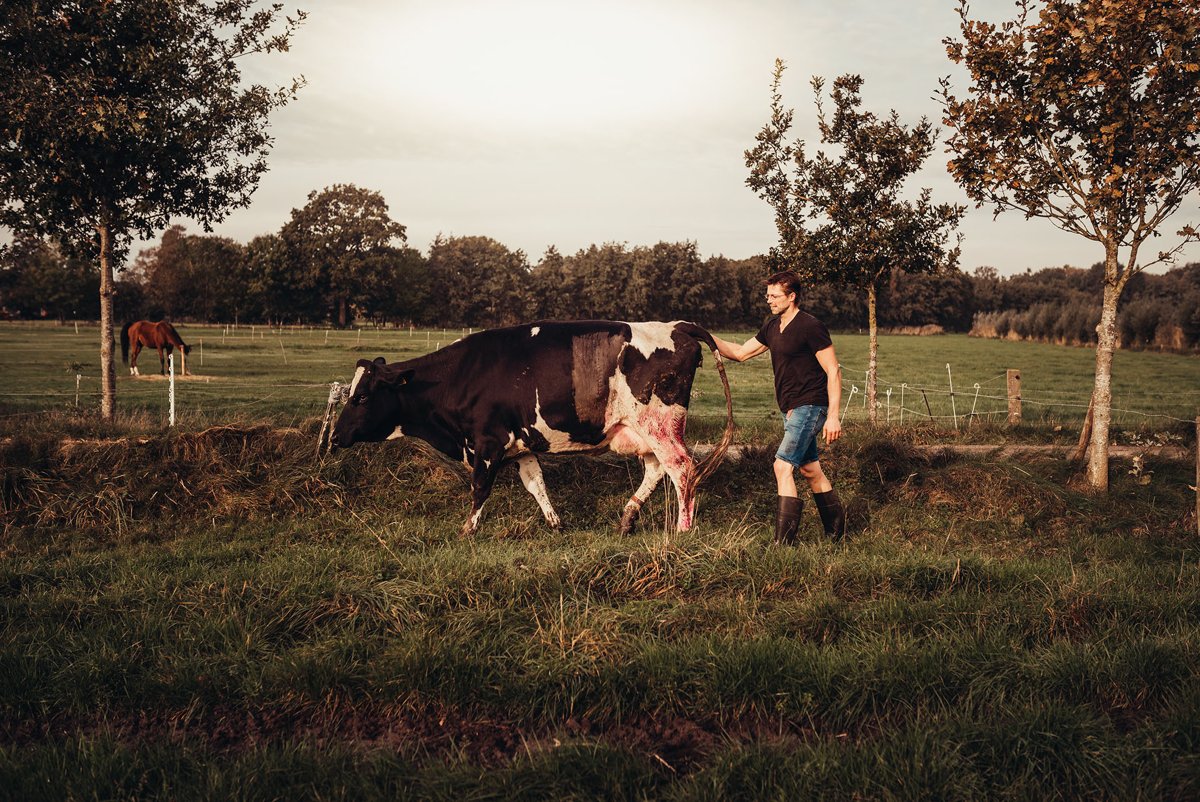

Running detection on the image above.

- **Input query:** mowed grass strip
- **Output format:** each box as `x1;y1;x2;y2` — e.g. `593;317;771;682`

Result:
1;425;1198;799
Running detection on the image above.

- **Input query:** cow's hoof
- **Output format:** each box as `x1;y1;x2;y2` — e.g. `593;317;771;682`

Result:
619;506;640;535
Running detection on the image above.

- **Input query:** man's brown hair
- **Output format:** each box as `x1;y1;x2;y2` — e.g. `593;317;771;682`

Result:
765;270;802;298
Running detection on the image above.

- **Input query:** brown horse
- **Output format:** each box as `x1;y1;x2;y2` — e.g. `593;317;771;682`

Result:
121;320;191;376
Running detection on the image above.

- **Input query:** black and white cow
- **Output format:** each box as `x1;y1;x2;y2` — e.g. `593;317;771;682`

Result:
330;320;734;537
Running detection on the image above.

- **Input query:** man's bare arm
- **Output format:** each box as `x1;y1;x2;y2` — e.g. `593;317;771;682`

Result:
815;345;842;442
711;334;768;363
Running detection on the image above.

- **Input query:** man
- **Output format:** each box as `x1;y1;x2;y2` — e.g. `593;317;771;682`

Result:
712;270;847;543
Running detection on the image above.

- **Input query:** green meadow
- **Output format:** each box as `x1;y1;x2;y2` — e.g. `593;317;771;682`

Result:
1;320;1198;800
0;320;1195;435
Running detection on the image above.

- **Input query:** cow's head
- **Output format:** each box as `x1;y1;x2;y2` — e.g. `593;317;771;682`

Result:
330;357;413;450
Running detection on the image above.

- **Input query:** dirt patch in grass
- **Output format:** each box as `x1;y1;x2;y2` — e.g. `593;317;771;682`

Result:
2;703;806;774
125;373;224;382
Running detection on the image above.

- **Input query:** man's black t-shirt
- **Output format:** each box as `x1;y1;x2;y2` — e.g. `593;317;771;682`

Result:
757;311;833;412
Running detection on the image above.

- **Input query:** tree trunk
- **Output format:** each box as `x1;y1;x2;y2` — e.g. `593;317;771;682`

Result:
1086;260;1123;491
338;296;348;328
97;223;117;420
867;283;878;425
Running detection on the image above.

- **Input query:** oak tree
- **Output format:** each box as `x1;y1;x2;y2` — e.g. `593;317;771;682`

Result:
939;0;1200;489
0;1;304;417
748;62;964;422
279;184;407;327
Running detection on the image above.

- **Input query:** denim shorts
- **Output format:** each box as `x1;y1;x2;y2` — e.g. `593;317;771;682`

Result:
776;405;827;467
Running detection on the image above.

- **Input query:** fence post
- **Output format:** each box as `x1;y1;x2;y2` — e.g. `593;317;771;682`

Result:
1007;369;1022;425
1195;415;1199;538
947;363;958;430
168;353;176;427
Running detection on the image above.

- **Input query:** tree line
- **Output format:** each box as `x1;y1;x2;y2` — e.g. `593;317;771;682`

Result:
3;213;1197;351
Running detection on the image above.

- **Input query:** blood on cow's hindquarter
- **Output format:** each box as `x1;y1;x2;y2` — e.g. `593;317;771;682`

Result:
606;423;653;456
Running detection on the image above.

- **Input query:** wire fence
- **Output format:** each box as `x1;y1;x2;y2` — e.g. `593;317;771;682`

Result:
0;323;1196;430
833;360;1199;428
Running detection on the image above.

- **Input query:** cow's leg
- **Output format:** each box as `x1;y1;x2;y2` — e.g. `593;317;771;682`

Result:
620;455;666;534
643;410;697;531
516;455;561;529
461;448;504;538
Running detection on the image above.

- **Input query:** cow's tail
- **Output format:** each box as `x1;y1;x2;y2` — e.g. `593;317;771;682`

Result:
120;321;132;364
677;322;736;501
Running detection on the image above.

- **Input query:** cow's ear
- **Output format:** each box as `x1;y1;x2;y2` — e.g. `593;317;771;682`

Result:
355;358;376;372
373;356;387;366
380;368;414;388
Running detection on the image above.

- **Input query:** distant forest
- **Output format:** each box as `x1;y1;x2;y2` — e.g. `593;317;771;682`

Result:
2;227;1198;351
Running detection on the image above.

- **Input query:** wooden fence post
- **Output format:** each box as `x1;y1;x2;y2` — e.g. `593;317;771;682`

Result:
1007;369;1021;426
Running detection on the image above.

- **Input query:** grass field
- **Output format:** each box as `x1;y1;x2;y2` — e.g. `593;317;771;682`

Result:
1;321;1199;799
0;320;1196;437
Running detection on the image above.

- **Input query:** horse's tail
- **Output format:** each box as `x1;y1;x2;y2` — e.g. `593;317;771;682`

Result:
120;321;133;364
675;322;736;502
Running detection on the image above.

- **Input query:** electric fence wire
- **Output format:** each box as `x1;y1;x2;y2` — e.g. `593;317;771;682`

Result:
2;364;1196;424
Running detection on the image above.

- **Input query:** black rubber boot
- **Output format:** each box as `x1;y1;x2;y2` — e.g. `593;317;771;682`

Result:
813;489;847;541
774;495;804;545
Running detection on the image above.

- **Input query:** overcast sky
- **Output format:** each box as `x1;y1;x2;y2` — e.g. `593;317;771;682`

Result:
172;0;1200;275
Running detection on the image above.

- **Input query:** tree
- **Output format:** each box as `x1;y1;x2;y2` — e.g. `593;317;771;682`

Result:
245;232;318;325
939;0;1200;490
0;1;304;418
356;245;429;326
426;235;531;327
628;242;707;321
560;243;634;320
0;233;98;320
747;62;964;422
132;225;190;319
280;184;407;327
528;246;568;320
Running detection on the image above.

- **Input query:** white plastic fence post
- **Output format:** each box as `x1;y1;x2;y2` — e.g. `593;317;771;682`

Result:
168;353;176;427
841;386;858;423
947;363;958;430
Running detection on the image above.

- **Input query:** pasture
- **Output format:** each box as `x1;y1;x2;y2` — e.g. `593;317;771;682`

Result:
0;320;1196;437
1;320;1198;799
